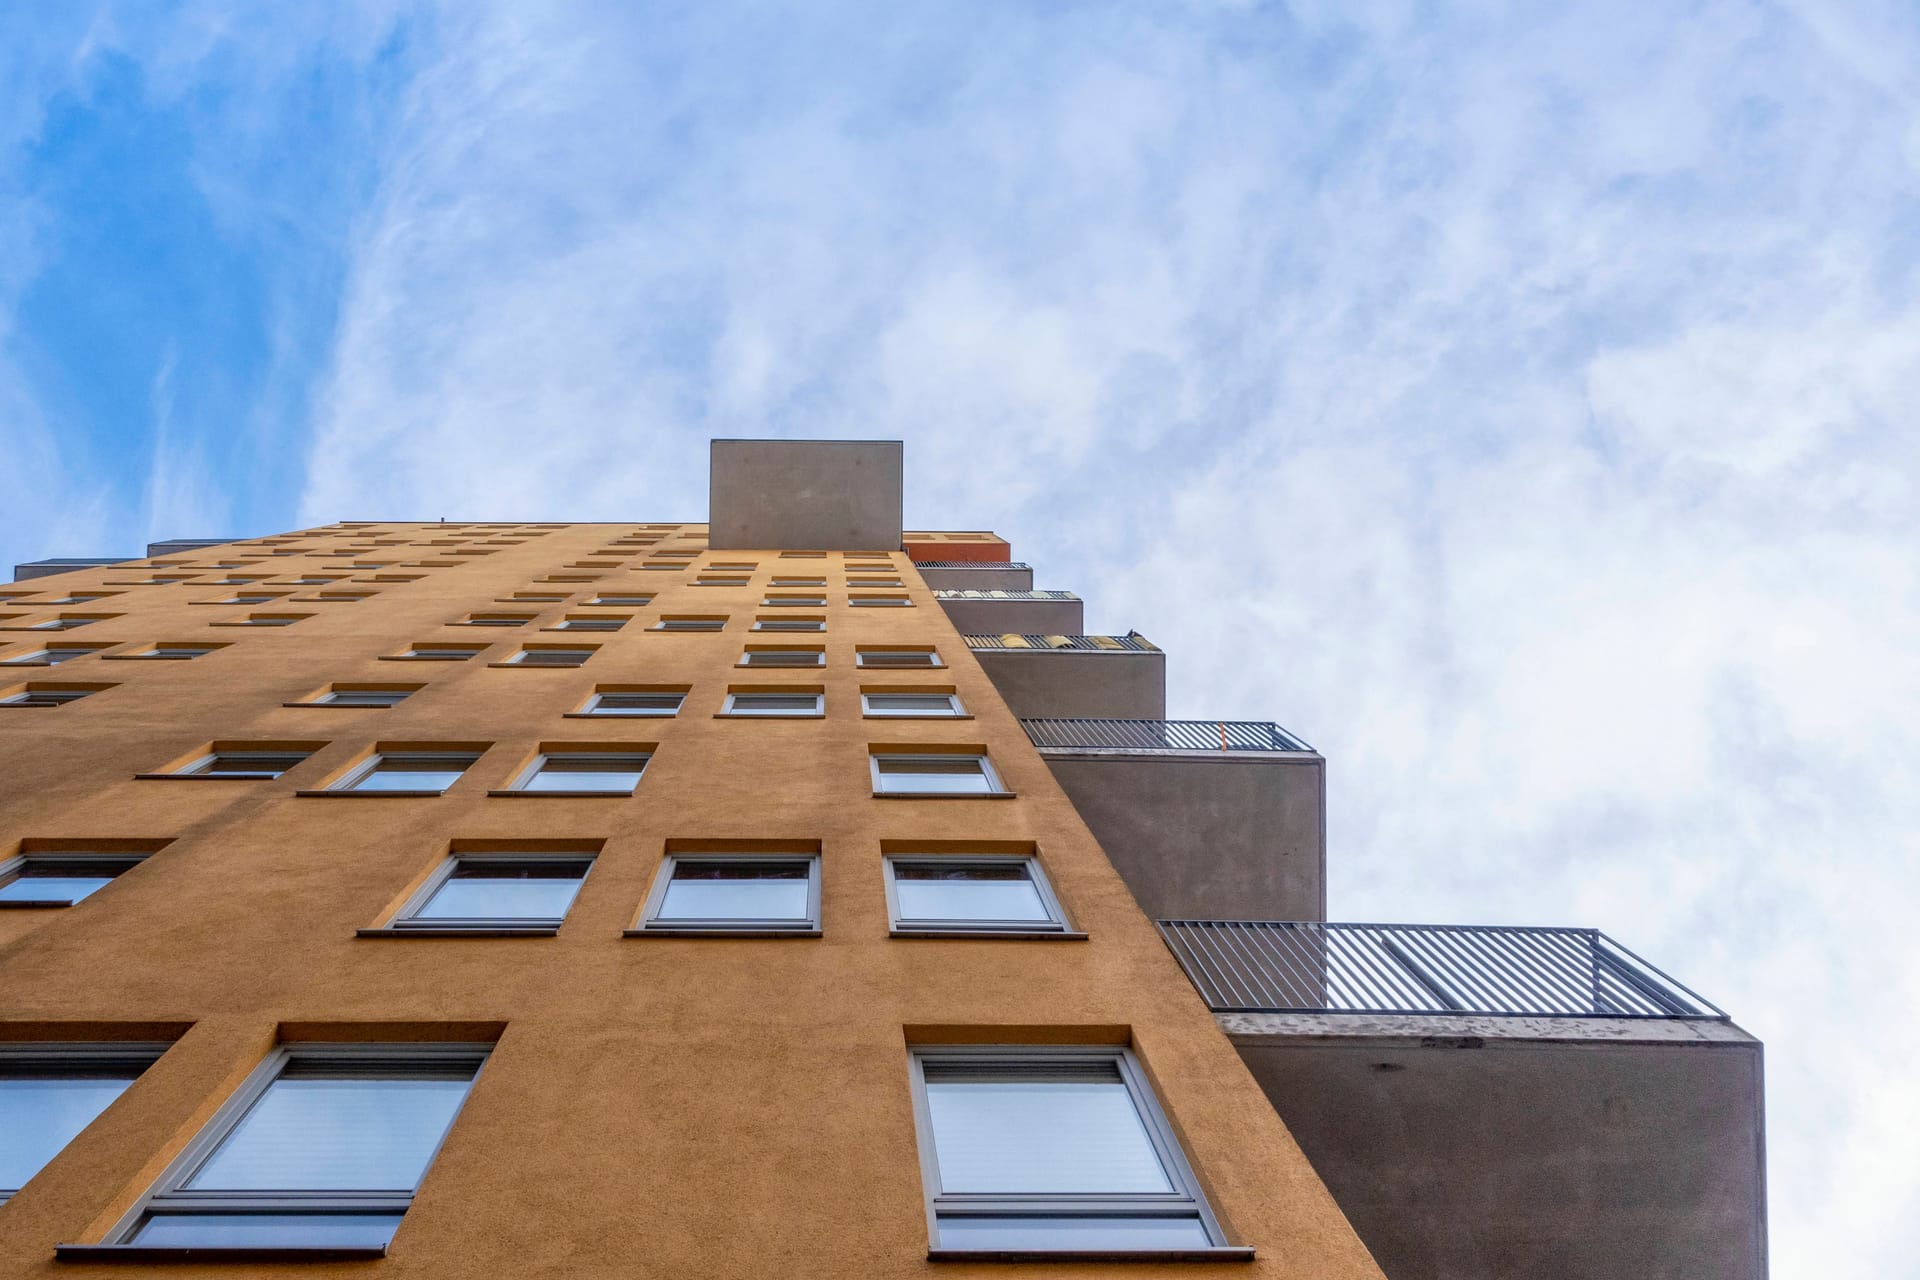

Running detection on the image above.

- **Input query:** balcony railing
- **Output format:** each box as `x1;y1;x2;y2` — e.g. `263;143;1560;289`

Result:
934;589;1078;600
1023;718;1314;753
964;632;1159;651
914;561;1031;570
1157;921;1727;1019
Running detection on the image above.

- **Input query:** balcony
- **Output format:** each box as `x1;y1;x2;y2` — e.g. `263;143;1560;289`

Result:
1022;719;1322;920
1159;920;1765;1280
963;633;1164;719
914;561;1032;592
935;588;1081;634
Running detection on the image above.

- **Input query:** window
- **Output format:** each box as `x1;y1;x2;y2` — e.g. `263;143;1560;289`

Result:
168;748;317;779
501;593;568;603
501;647;594;667
872;754;1006;796
1;644;101;666
857;649;941;669
391;645;483;661
722;691;824;717
738;647;824;668
328;752;480;794
0;853;147;905
36;592;118;605
770;577;825;587
122;644;216;660
108;1044;488;1251
201;593;281;606
848;578;906;589
846;562;894;572
577;689;684;717
221;613;309;627
502;751;648;794
0;684;106;707
309;687;413;707
752;616;825;632
862;691;965;718
695;576;749;587
0;1044;165;1203
548;616;626;632
653;616;725;632
584;594;651;607
779;551;826;559
907;1047;1232;1257
460;613;532;627
884;857;1070;935
633;854;821;935
849;594;912;607
386;854;592;932
27;615;109;630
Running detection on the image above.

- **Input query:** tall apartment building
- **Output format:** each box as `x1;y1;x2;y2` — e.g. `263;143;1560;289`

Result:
0;440;1763;1277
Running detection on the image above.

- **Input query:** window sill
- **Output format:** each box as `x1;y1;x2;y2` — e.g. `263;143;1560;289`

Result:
873;791;1017;800
295;789;446;798
56;1244;387;1263
862;714;975;721
357;926;559;938
0;899;74;909
0;660;57;667
486;663;587;670
713;713;826;720
890;929;1088;941
282;702;392;710
99;654;204;661
133;773;278;781
928;1247;1253;1264
378;654;476;661
485;789;636;798
562;712;679;719
624;927;822;939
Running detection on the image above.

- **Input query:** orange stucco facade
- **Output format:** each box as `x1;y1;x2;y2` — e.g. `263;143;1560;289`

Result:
0;520;1383;1277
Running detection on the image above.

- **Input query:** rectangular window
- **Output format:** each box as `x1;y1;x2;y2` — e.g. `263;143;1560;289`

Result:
872;754;1005;796
908;1047;1232;1258
862;692;965;718
0;1044;165;1202
885;857;1069;935
769;577;825;587
752;617;825;632
392;645;483;661
761;595;826;607
313;688;413;707
173;749;316;779
390;855;591;932
722;691;824;717
548;616;626;632
0;685;104;707
330;752;480;795
849;594;912;607
738;647;824;668
857;649;941;669
460;613;532;627
578;689;684;717
848;579;906;590
695;576;749;587
653;617;725;632
503;648;594;667
125;644;215;660
29;616;108;630
1;645;100;666
633;855;820;935
226;613;308;627
503;751;649;794
111;1044;489;1251
584;594;651;607
0;853;147;906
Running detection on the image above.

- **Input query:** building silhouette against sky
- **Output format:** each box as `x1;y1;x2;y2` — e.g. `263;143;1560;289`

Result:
0;440;1763;1276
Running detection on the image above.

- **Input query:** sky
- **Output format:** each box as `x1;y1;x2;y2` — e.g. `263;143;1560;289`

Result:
2;0;1917;1272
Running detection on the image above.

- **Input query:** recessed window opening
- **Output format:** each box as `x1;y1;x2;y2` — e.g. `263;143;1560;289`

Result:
393;855;592;930
885;857;1067;933
636;855;821;934
508;752;649;794
580;690;684;717
722;691;823;717
505;648;594;667
857;650;941;669
175;750;314;778
332;752;480;794
739;648;824;668
862;692;965;717
0;853;147;906
0;1045;164;1202
872;754;1004;796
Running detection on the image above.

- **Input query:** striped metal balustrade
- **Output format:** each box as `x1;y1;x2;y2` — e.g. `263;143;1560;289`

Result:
1022;718;1314;753
1156;920;1726;1019
912;561;1032;570
964;632;1159;651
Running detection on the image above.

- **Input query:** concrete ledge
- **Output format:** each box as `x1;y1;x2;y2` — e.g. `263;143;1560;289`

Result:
1219;1011;1758;1045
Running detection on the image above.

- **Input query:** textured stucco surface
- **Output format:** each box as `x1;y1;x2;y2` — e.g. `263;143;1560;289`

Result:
0;523;1382;1278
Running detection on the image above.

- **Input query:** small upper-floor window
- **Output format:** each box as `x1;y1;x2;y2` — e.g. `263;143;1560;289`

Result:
1;644;104;666
391;644;484;661
0;851;149;906
328;750;482;794
632;853;821;935
884;855;1071;935
168;747;317;779
548;615;627;632
695;576;750;587
862;691;965;718
584;594;652;607
721;690;824;717
0;1043;166;1203
501;647;595;667
575;687;685;717
849;594;912;608
752;616;825;632
857;648;941;669
386;853;593;932
305;686;415;708
120;643;218;660
106;1043;489;1250
502;750;649;794
653;616;725;632
220;612;309;627
0;683;109;708
460;612;534;627
25;614;116;630
769;577;825;587
738;646;824;668
762;594;827;607
34;591;119;606
871;752;1007;797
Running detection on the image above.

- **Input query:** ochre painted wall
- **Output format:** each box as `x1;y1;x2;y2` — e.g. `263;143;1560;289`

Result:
0;522;1383;1278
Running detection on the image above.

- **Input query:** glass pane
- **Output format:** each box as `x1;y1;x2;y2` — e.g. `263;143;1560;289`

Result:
937;1215;1211;1252
729;696;816;713
593;694;680;714
659;863;810;921
350;766;465;793
876;759;994;794
895;865;1050;922
867;695;953;712
186;1076;474;1191
0;1076;136;1190
414;863;585;921
199;755;303;777
131;1212;402;1248
863;653;933;667
0;869;120;903
925;1079;1174;1194
523;760;644;792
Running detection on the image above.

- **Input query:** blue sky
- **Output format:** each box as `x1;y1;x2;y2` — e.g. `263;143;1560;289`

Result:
4;1;1919;1272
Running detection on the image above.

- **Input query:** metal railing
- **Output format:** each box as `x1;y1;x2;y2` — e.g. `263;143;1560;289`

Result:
934;589;1078;600
1156;921;1726;1019
964;632;1159;651
1023;718;1314;753
914;561;1031;570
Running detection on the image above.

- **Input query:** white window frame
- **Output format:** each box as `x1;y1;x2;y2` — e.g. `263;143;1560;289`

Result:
870;753;1007;797
584;595;652;607
631;853;822;937
548;617;625;632
906;1045;1237;1260
653;618;726;632
0;1043;168;1203
760;595;827;607
738;648;825;668
848;595;912;608
579;690;684;717
386;852;593;933
721;691;824;717
0;852;148;906
883;855;1071;936
174;750;312;779
857;650;942;669
861;691;965;718
504;648;594;667
315;688;412;707
329;752;479;794
751;617;826;633
502;751;649;794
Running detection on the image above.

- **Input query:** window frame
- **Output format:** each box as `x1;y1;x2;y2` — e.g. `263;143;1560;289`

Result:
652;616;726;632
737;647;825;668
883;855;1073;937
327;752;480;795
498;750;650;796
856;649;942;669
720;691;825;718
861;691;965;718
751;617;825;633
0;1042;169;1203
383;852;594;934
0;852;149;907
96;1042;491;1257
582;594;652;607
905;1045;1240;1261
171;749;314;779
577;689;685;717
630;853;822;937
499;647;595;668
870;753;1008;798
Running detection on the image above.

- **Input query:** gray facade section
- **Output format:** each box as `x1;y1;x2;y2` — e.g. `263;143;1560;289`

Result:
971;648;1165;719
709;439;903;550
1224;1013;1766;1280
12;558;125;581
1042;751;1325;921
937;595;1083;635
918;564;1034;591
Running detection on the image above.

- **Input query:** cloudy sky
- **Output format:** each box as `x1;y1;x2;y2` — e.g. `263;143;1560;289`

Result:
4;0;1917;1271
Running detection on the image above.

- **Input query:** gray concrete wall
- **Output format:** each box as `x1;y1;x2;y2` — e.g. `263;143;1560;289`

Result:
709;439;903;549
12;559;125;581
919;565;1034;591
1043;751;1325;920
1224;1014;1767;1280
971;648;1165;718
937;595;1083;635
